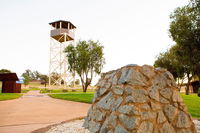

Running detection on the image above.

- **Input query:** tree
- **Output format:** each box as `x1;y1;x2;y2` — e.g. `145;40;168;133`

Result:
33;71;41;80
23;74;30;87
40;74;48;87
154;45;184;83
22;69;34;80
0;69;11;73
65;40;105;92
169;0;200;94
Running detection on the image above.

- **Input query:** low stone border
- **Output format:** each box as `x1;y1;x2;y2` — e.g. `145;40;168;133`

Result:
32;118;200;133
31;116;85;133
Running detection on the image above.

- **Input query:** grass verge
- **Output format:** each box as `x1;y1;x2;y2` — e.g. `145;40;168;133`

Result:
49;92;94;104
21;89;30;93
0;93;23;101
49;92;200;118
181;94;200;118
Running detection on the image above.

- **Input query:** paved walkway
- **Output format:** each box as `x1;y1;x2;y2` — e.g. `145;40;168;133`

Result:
0;91;91;133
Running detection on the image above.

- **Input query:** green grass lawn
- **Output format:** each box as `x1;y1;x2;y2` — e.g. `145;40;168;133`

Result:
49;92;94;104
21;89;30;93
49;92;200;118
0;93;23;101
181;94;200;118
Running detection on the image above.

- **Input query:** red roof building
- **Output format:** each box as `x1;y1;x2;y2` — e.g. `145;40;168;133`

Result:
0;73;21;93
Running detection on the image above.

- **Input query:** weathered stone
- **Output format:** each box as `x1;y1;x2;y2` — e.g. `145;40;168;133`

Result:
164;71;174;80
112;74;118;85
96;79;107;87
88;120;101;133
104;82;112;89
153;74;168;88
111;97;123;111
126;64;138;67
96;92;114;110
124;87;133;95
125;95;134;103
160;96;170;104
118;68;133;84
154;128;159;133
84;65;197;133
160;122;175;133
140;65;155;79
140;104;151;110
108;112;117;127
112;86;123;95
150;101;161;111
160;88;172;99
100;127;109;133
93;83;111;102
98;87;108;96
107;130;113;133
177;129;192;133
173;90;183;102
118;105;139;115
137;121;153;133
100;127;113;133
164;105;178;122
140;111;156;120
148;86;160;101
125;89;148;103
92;109;106;121
119;114;140;130
104;72;115;80
100;112;117;131
155;67;167;72
157;111;167;124
114;125;128;133
92;93;98;103
118;68;146;86
82;118;89;128
176;111;191;128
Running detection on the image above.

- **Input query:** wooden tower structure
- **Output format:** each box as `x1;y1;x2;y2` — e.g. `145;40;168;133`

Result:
49;20;76;88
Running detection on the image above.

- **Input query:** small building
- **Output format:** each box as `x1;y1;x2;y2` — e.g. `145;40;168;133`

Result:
0;73;21;93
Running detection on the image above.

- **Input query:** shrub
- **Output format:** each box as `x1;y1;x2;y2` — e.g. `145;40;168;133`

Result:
40;89;51;93
62;89;68;92
198;88;200;97
72;89;76;92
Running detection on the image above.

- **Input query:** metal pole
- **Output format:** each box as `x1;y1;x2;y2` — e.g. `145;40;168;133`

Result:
49;27;52;89
64;33;67;88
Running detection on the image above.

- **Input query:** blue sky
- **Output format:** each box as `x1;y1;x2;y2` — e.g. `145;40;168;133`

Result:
0;0;188;80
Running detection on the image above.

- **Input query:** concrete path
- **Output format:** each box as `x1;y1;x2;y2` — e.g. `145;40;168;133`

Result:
0;91;91;133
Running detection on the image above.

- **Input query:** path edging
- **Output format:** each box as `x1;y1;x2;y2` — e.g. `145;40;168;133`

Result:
31;116;86;133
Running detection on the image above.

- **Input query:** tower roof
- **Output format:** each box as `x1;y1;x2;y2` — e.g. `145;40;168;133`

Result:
49;20;76;29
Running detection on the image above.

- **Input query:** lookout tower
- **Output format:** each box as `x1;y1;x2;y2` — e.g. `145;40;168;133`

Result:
49;20;76;88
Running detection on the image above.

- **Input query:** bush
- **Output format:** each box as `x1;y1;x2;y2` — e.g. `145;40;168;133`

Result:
72;89;76;92
75;79;80;85
62;89;68;92
21;89;29;93
198;88;200;97
40;89;51;93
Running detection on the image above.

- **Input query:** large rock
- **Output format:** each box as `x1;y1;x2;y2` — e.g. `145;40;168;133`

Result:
83;65;197;133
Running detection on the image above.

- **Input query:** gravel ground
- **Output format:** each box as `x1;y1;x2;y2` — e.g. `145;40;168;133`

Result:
46;119;89;133
46;119;200;133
